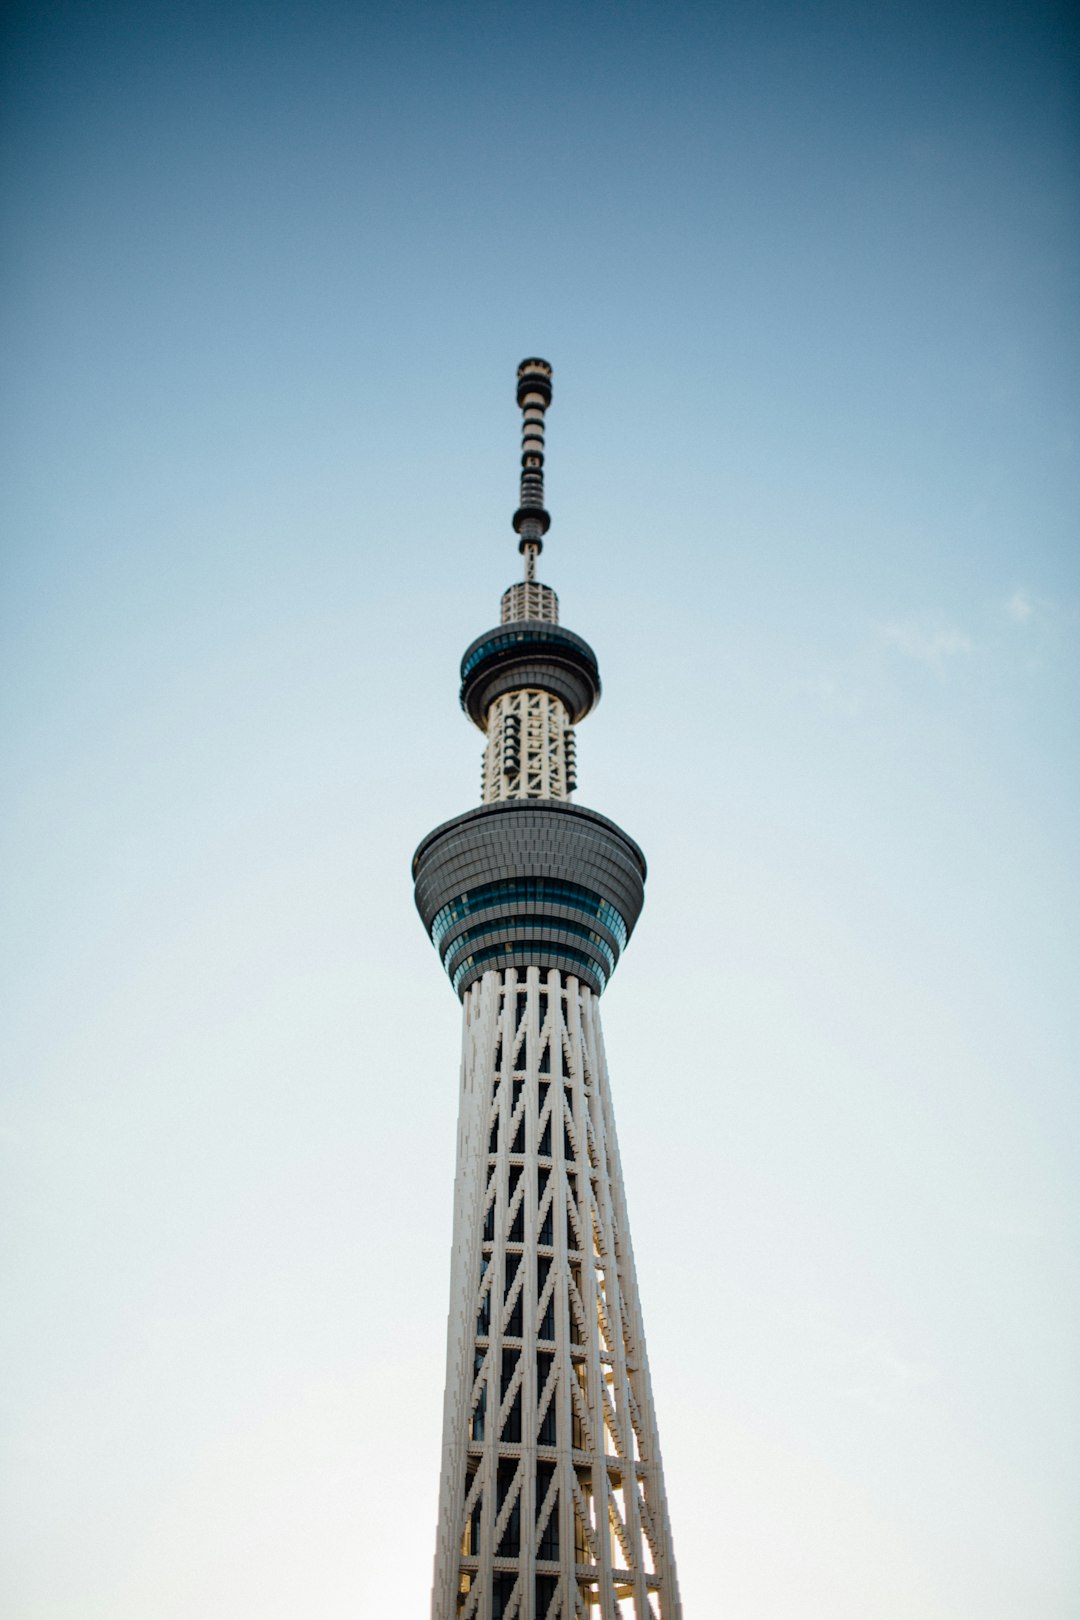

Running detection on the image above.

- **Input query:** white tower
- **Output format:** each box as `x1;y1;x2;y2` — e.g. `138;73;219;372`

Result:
414;362;681;1620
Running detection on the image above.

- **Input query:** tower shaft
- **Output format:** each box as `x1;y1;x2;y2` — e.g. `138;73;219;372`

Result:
433;968;679;1620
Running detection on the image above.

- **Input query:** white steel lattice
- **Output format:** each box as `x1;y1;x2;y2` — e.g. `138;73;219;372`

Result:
482;690;573;804
501;581;559;625
432;967;681;1620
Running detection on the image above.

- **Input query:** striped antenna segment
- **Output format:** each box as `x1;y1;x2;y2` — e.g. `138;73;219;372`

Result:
513;359;553;575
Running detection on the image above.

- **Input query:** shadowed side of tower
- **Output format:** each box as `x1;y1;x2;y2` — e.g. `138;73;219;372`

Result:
414;362;682;1620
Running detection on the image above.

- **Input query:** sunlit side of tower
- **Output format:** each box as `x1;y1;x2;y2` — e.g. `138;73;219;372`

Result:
413;363;681;1620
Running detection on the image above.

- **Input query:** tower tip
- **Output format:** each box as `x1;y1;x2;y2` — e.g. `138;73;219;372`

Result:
513;360;553;564
516;358;553;407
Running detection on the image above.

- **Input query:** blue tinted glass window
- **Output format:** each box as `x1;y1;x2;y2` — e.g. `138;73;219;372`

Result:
431;879;627;950
443;915;616;975
460;626;592;681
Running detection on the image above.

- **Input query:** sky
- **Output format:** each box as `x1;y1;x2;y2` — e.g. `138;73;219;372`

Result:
1;1;1078;1615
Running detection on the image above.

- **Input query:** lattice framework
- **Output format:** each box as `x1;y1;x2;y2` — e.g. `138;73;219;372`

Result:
432;966;680;1620
482;689;574;804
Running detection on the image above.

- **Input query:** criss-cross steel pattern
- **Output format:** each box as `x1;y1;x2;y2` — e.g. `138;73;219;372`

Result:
481;689;572;804
431;968;681;1619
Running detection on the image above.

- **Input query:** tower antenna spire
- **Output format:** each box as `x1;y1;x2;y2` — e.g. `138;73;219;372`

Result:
513;358;553;582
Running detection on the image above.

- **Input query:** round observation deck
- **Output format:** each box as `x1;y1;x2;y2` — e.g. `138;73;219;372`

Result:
459;621;601;730
413;799;646;999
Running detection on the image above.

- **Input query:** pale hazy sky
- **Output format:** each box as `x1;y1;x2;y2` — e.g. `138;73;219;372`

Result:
2;2;1078;1616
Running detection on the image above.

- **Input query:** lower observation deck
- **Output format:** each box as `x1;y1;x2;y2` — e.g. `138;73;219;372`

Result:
412;800;647;998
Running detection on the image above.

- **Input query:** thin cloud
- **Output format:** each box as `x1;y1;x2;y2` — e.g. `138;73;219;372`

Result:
839;1334;937;1414
1005;590;1033;623
807;673;864;717
878;617;972;669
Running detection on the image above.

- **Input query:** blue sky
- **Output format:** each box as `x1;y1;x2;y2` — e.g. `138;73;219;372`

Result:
2;2;1078;1615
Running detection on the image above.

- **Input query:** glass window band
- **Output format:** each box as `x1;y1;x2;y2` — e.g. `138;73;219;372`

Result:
431;878;628;952
442;915;617;976
460;627;596;682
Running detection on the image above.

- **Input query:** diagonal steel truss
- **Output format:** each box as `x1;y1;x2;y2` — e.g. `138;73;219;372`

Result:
432;965;681;1620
